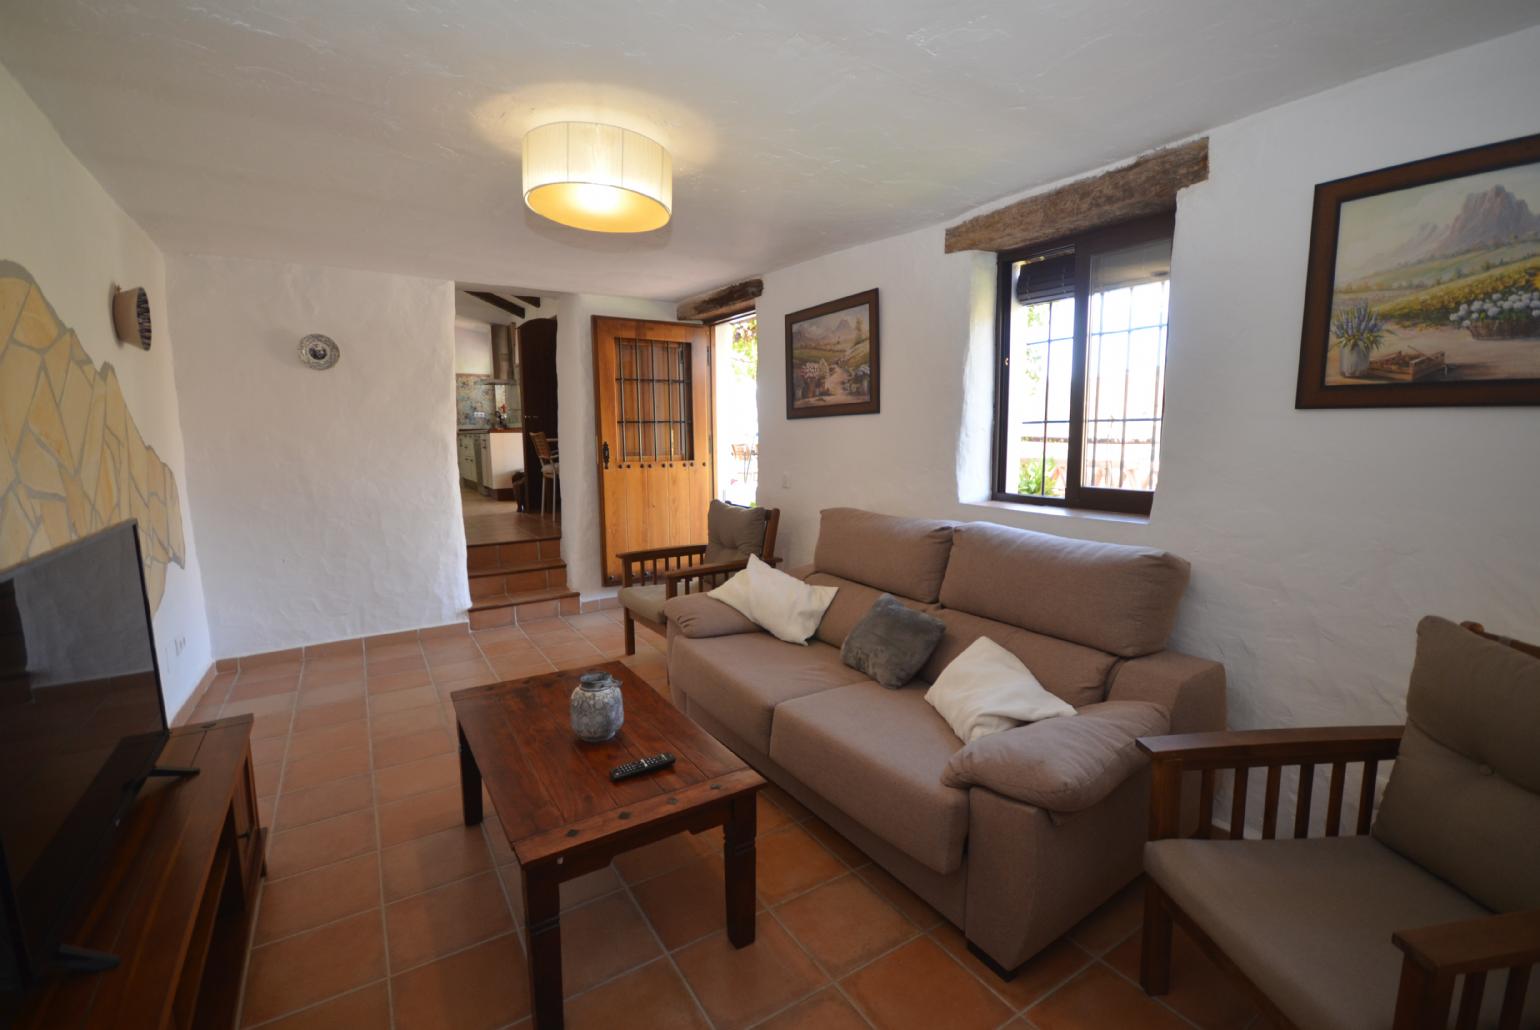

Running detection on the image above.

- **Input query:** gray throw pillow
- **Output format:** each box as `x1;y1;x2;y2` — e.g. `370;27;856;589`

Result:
841;594;946;689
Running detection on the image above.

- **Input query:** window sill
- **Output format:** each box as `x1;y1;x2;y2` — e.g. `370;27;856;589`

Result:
962;497;1151;527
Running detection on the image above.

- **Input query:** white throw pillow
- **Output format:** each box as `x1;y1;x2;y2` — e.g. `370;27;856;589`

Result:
708;554;837;645
924;636;1075;743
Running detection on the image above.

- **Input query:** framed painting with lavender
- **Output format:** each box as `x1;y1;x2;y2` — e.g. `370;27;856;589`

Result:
1296;132;1540;408
785;289;880;418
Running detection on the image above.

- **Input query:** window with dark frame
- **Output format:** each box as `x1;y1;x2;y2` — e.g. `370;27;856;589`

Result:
993;213;1175;515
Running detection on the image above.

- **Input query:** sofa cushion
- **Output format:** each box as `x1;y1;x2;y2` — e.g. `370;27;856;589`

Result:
805;572;936;649
921;609;1117;707
939;522;1189;657
924;637;1075;743
841;594;946;689
814;508;955;603
942;700;1168;812
1373;615;1540;913
705;500;771;564
771;681;969;875
668;633;868;753
708;556;838;645
1146;836;1506;1030
618;583;667;624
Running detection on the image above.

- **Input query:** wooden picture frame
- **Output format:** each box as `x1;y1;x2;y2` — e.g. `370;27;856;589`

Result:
785;289;880;418
1296;132;1540;409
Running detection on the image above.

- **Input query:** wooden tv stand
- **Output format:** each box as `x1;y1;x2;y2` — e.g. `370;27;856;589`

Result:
9;715;267;1029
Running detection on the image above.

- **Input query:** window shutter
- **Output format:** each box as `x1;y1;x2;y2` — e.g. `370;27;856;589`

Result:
1014;251;1076;305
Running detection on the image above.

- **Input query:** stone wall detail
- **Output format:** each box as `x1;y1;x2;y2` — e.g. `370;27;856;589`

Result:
0;261;185;609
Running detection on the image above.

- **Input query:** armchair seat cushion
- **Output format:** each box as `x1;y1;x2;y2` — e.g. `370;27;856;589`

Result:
618;583;667;624
1146;835;1509;1030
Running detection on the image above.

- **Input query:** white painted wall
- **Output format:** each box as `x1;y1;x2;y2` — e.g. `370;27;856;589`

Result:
757;26;1540;747
454;316;492;375
0;62;213;717
555;293;678;595
168;254;468;657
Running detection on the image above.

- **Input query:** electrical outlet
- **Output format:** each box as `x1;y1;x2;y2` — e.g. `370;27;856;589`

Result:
781;473;791;489
174;636;186;656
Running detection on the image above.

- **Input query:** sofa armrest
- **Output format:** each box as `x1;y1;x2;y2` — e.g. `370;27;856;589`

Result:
941;701;1169;813
662;593;761;639
1105;650;1226;735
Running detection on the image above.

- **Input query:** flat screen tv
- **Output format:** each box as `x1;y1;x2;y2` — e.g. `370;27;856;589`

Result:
0;521;171;991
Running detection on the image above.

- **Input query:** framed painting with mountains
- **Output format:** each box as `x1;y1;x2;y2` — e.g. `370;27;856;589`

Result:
785;289;880;418
1296;132;1540;408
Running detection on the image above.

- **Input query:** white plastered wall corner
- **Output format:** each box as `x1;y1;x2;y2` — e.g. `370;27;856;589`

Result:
0;59;214;717
168;254;468;658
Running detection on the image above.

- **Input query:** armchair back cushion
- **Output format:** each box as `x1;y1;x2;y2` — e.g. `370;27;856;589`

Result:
1373;615;1540;912
813;507;955;603
705;500;772;564
938;523;1189;658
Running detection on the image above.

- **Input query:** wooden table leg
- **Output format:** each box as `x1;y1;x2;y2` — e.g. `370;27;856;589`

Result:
458;723;483;826
523;865;564;1029
724;792;757;948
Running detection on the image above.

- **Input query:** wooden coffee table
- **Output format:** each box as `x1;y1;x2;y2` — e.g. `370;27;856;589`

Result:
452;661;764;1029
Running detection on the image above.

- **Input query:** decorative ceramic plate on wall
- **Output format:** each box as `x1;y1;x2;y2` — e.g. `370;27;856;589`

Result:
298;333;340;370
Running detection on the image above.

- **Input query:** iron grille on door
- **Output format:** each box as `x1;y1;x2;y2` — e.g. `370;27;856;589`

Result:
615;338;694;462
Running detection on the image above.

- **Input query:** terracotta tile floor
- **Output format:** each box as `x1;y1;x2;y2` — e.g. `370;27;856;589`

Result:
200;614;1268;1029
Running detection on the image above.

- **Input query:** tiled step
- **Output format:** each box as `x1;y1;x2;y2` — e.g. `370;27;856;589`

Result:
469;558;568;599
471;556;565;578
467;586;580;629
467;539;561;572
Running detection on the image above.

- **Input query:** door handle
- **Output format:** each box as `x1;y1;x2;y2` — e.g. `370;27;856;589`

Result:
602;441;611;469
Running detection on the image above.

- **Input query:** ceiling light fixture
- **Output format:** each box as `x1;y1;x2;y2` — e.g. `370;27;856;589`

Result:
522;121;672;233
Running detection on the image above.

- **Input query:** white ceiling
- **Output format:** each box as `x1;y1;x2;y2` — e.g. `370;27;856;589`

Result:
3;1;1536;300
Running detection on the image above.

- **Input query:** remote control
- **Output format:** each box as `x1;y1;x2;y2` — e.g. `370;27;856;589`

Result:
610;753;676;782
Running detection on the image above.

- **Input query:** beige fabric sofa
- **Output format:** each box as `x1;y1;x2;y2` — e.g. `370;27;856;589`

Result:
662;507;1225;974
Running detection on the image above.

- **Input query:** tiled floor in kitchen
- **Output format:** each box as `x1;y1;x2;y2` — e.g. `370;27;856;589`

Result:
190;612;1268;1030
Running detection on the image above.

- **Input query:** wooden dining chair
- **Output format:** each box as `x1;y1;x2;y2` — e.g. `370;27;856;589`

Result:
530;431;559;518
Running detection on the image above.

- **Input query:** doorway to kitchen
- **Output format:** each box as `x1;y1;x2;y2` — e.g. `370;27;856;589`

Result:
454;284;575;626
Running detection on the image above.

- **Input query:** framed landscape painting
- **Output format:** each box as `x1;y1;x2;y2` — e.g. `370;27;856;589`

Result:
1296;132;1540;408
785;289;879;418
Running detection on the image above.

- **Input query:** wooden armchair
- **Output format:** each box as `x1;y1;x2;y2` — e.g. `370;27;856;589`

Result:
1138;619;1540;1030
616;506;780;655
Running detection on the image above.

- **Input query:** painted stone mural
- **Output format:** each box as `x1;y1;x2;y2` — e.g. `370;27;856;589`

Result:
0;261;185;610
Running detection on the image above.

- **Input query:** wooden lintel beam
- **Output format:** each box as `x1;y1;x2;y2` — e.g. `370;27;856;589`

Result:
467;290;526;320
676;278;764;322
944;138;1209;254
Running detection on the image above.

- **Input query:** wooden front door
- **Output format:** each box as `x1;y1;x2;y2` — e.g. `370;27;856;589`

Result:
593;317;713;585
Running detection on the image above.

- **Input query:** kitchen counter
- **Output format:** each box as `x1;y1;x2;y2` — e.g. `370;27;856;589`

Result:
458;426;523;433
